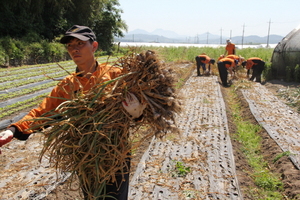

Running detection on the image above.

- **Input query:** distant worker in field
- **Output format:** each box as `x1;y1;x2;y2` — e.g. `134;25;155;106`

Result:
224;39;236;55
242;57;265;83
195;53;215;76
217;57;238;87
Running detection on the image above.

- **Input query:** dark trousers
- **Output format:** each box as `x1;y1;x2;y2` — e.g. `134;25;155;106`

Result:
250;61;265;82
195;56;206;76
82;160;130;200
217;61;228;86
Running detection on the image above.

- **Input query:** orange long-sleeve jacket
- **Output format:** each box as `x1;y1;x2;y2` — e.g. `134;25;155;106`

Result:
245;57;263;70
219;57;235;69
11;62;122;135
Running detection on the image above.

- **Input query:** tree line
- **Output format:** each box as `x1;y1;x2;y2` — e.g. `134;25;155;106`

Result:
0;0;127;66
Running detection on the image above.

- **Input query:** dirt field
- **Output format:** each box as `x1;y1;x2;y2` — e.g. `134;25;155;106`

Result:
0;63;300;199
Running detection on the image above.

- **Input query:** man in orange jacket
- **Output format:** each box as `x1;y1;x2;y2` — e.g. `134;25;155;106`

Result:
224;39;236;55
195;53;215;76
217;57;238;87
242;57;265;83
0;25;145;200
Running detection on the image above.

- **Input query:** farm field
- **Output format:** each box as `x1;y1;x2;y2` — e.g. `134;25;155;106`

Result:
0;58;300;199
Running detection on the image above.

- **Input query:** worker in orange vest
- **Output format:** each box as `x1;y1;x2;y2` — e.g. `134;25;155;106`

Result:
226;55;244;77
242;57;265;83
195;53;215;76
226;55;244;65
217;57;238;87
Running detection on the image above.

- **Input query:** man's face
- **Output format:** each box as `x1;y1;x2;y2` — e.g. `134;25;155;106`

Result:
66;38;98;65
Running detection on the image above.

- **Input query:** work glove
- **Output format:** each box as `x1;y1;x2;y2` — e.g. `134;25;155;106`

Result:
0;130;13;154
122;93;146;119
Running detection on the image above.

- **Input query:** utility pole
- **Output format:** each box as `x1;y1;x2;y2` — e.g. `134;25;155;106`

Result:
207;32;209;44
220;28;223;44
267;19;272;48
230;30;232;39
242;24;245;48
132;34;134;42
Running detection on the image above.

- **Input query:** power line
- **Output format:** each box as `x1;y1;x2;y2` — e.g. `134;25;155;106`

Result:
241;24;245;48
220;27;223;44
266;19;273;48
207;32;209;44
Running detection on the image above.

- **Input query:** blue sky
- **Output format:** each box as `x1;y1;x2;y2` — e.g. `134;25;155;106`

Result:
118;0;300;37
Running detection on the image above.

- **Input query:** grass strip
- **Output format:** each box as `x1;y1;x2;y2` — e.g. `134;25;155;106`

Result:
227;85;285;199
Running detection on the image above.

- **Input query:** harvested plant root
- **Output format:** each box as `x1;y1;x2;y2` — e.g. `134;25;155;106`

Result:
31;50;181;199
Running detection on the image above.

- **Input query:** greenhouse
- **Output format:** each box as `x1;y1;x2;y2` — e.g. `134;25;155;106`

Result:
271;25;300;79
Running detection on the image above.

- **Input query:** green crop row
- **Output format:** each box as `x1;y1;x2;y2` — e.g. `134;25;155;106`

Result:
0;62;73;78
0;70;70;91
0;67;72;83
0;94;46;118
0;81;57;101
0;60;72;73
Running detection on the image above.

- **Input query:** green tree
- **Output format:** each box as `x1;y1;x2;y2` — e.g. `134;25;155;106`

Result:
0;0;127;52
63;0;127;53
93;0;127;53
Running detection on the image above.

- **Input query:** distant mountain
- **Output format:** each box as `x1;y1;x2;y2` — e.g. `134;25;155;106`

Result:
230;35;284;44
196;34;284;44
128;29;150;35
115;29;284;44
127;29;185;39
152;29;184;39
117;33;180;43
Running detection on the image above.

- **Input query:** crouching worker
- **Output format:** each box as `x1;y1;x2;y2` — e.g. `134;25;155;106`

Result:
0;25;146;200
217;57;238;87
225;54;244;77
195;53;215;76
242;57;265;83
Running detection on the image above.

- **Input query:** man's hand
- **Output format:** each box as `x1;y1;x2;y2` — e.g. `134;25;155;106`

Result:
122;93;146;119
0;130;13;154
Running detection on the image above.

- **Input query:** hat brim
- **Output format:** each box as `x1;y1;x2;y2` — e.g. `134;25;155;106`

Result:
60;33;91;44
